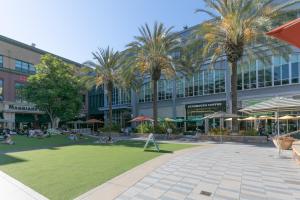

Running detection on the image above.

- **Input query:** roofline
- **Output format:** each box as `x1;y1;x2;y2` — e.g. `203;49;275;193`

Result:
0;35;81;66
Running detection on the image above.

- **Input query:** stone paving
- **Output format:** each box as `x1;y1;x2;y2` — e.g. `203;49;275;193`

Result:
116;143;300;200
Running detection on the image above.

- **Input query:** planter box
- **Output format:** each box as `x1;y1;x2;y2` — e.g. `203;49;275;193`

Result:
199;135;268;144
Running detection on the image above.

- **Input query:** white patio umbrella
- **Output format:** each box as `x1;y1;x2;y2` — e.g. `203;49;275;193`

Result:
240;97;300;136
279;115;297;133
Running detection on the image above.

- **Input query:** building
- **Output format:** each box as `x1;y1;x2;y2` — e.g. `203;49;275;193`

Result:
87;1;300;133
0;35;87;130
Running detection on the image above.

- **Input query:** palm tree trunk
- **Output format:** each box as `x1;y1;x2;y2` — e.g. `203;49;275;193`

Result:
152;80;158;132
231;61;238;134
107;82;113;136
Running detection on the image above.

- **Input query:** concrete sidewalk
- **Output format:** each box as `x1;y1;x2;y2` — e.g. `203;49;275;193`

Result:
75;144;209;200
0;171;48;200
116;143;300;200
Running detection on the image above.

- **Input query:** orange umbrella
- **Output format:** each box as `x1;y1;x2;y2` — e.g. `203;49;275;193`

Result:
129;115;153;134
267;18;300;48
129;116;153;122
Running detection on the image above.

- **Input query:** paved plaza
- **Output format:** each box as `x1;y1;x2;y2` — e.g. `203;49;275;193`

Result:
116;143;300;200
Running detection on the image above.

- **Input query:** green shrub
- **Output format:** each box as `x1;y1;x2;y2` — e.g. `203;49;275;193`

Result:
241;129;258;136
209;128;229;135
136;123;153;134
99;123;121;133
136;122;178;134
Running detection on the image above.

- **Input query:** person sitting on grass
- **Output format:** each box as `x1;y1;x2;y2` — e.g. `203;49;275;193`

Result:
2;132;15;145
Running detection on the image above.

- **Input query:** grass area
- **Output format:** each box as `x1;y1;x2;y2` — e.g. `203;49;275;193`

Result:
0;135;194;200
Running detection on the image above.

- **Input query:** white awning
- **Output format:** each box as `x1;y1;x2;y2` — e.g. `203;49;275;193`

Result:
240;97;300;114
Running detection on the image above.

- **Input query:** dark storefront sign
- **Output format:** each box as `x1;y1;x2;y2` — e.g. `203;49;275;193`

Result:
4;103;44;114
8;104;39;112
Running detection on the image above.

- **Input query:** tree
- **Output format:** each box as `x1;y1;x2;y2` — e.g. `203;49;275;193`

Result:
125;22;178;130
23;54;83;128
83;47;122;134
194;0;297;133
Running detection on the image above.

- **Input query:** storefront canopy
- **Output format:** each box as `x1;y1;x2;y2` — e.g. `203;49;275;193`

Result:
240;97;300;114
267;18;300;48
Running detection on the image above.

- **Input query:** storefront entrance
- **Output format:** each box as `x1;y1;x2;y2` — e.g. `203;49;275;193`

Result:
186;101;226;132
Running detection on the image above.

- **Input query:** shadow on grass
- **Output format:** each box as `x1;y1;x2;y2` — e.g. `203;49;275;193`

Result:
0;154;27;166
144;149;173;153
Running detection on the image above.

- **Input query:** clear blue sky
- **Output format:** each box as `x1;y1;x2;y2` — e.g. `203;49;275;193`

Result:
1;0;210;63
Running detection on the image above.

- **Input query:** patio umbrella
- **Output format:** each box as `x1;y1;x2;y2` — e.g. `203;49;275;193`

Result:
267;18;300;48
129;115;153;134
164;117;176;122
203;112;240;143
258;116;275;120
86;119;104;132
279;115;297;133
240;97;300;136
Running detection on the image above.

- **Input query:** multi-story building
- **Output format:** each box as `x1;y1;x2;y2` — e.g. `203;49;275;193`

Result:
87;1;300;133
0;35;86;130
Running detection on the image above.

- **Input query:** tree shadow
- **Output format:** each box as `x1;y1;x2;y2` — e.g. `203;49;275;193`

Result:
0;154;27;166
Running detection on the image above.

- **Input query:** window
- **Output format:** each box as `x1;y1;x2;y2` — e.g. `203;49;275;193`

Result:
237;62;243;90
15;60;35;74
165;80;172;100
243;61;250;89
208;70;214;94
176;78;184;98
29;64;36;74
0;80;3;101
250;60;256;88
257;60;265;88
144;82;152;102
273;56;289;86
158;80;165;100
15;82;25;102
0;55;3;68
215;70;225;93
185;77;193;97
291;54;300;84
15;60;22;71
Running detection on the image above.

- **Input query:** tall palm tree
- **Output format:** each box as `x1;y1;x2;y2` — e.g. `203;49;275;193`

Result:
125;22;178;130
194;0;298;133
84;47;121;134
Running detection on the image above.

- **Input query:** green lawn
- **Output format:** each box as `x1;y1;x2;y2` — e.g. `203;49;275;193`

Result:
0;135;194;200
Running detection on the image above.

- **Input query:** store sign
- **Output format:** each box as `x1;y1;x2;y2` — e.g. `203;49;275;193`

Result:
186;101;225;109
4;103;43;114
8;104;38;111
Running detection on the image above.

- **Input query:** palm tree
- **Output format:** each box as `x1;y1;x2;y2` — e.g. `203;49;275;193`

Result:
84;47;121;134
194;0;298;133
125;22;178;130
